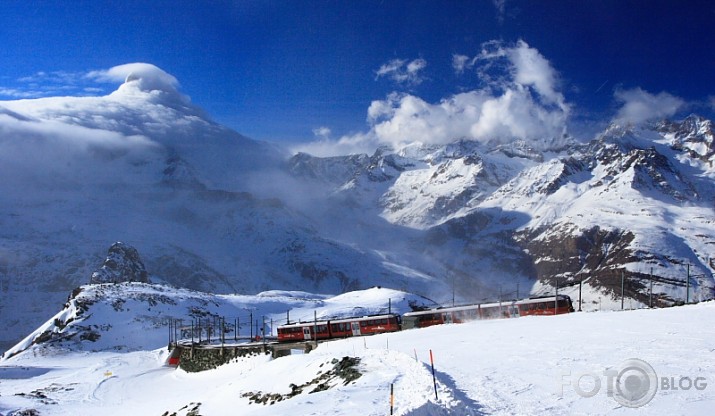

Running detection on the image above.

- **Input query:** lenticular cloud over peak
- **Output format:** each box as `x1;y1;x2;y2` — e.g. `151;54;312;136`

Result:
88;63;186;100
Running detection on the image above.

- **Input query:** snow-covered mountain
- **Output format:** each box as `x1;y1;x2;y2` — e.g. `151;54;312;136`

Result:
288;115;715;311
0;64;444;351
1;62;713;354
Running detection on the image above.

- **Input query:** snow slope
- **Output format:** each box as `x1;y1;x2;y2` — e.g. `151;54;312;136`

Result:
1;299;712;415
0;283;436;360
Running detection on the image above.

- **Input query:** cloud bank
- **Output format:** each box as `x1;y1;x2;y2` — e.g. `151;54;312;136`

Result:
613;87;685;125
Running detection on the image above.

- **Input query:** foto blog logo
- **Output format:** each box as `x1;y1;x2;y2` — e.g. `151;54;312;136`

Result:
559;358;708;408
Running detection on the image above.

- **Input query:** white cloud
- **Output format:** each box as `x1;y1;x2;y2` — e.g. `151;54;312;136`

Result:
452;54;471;74
312;126;332;139
369;41;569;147
0;64;183;101
613;88;684;125
0;70;103;99
375;58;427;86
506;40;566;109
0;109;160;190
291;131;379;157
493;0;507;24
298;40;571;156
0;87;45;99
87;63;180;94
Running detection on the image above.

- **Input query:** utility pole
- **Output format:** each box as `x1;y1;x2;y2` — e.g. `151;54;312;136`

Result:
578;276;582;312
516;282;520;300
649;267;653;308
554;279;558;315
621;270;625;310
313;310;318;349
686;263;690;304
451;273;455;307
499;285;502;315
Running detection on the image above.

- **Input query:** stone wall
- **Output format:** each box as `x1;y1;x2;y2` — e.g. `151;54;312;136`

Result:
175;344;270;373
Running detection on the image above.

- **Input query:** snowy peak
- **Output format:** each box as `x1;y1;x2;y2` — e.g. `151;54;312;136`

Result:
657;114;715;162
592;141;697;202
288;152;370;186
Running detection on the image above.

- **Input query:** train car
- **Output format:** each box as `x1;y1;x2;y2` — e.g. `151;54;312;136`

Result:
354;314;401;335
276;314;401;342
516;295;574;316
402;295;574;329
402;301;517;329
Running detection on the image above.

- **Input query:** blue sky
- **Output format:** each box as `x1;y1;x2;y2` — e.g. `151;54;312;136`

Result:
1;0;714;149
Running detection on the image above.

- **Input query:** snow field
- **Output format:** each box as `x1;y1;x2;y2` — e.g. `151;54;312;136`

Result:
2;301;713;415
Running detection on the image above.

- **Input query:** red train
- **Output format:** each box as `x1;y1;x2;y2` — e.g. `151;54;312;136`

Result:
402;295;574;329
276;295;574;342
276;314;401;342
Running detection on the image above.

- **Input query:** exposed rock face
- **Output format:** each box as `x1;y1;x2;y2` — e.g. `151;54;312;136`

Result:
90;242;150;284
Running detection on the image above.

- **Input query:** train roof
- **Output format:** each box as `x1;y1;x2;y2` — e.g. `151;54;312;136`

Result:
403;295;571;317
277;313;399;328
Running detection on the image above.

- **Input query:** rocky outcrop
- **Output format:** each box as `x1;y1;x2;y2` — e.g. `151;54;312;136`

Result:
90;242;150;284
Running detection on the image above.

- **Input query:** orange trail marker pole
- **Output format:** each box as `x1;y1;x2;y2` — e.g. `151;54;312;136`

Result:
390;383;394;415
430;349;438;400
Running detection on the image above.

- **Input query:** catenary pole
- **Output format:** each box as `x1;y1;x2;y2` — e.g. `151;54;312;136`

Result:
621;270;625;310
